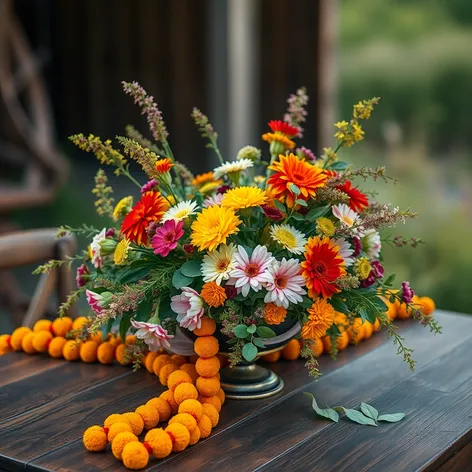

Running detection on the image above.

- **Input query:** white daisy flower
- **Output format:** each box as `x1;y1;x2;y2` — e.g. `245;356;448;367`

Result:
213;159;254;179
270;224;308;255
332;203;359;228
201;243;237;285
361;229;382;259
89;228;107;268
333;237;355;267
162;200;199;222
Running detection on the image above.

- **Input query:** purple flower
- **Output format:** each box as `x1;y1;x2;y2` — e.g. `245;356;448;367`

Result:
76;264;90;288
296;146;316;162
217;185;231;195
401;281;415;304
360;273;376;288
352;236;362;257
105;228;116;238
130;319;174;351
151;220;184;257
371;260;384;279
140;179;158;194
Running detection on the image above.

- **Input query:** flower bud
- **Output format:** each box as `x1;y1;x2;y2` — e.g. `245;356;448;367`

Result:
99;238;117;255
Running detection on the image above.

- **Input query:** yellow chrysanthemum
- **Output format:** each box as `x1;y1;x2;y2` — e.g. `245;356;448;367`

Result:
114;239;130;265
315;217;335;238
354;257;371;280
191;206;241;252
199;182;221;194
221;186;267;210
113;196;133;221
301;298;335;340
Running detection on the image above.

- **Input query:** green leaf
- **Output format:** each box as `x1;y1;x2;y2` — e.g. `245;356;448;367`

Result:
247;324;257;334
135;296;153;322
119;314;132;342
289;183;301;195
304;392;339;423
180;260;202;278
242;343;258;362
389;295;396;303
383;274;396;286
306;205;331;221
273;200;286;213
102;318;114;340
301;297;314;309
291;212;306;221
373;296;388;312
172;270;193;289
378;413;405;423
234;324;249;339
328;161;349;170
330;297;349;314
117;266;153;284
253;338;266;349
342;408;377;426
360;403;379;421
256;326;276;338
295;199;308;207
226;338;239;345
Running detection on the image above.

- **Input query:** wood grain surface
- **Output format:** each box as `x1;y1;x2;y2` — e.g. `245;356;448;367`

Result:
0;311;471;472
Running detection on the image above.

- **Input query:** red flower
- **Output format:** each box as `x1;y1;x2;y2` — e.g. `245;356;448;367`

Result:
268;120;299;138
336;180;369;213
121;191;169;245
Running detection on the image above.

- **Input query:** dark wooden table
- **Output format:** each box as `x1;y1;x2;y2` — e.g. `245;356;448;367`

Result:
1;310;472;472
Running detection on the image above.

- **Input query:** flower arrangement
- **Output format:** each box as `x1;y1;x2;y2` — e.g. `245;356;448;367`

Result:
36;82;439;378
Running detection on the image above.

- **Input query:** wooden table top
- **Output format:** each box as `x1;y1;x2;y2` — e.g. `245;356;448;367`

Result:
1;310;472;472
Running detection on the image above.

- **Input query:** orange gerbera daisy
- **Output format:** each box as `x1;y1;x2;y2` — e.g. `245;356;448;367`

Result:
336;180;369;213
193;172;216;187
262;120;299;150
267;153;328;207
121;191;169;245
301;298;335;340
301;236;346;298
201;282;227;308
155;157;174;174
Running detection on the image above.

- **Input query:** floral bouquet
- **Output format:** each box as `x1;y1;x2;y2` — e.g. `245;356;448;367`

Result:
40;82;439;378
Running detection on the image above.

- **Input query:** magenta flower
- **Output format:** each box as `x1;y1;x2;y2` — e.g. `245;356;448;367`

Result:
371;260;384;279
130;319;174;351
352;236;362;257
76;264;90;288
85;289;111;315
141;179;158;194
105;228;116;238
170;287;205;331
401;281;415;304
296;146;316;162
151;220;184;257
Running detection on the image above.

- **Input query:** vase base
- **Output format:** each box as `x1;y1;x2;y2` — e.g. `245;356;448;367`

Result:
220;364;284;400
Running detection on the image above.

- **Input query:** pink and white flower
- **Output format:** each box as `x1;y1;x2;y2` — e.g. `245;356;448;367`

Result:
85;289;111;315
361;229;382;259
170;287;205;331
333;237;355;267
203;193;224;208
90;228;107;268
76;264;90;287
130;319;174;351
227;245;274;297
332;203;359;228
151;220;184;257
264;258;306;308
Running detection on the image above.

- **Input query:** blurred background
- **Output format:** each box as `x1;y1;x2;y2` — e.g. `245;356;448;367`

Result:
1;0;471;328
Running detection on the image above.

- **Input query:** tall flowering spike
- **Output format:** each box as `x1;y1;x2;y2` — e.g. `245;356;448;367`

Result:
191;107;224;164
116;136;159;179
92;169;114;218
122;81;169;143
284;86;309;138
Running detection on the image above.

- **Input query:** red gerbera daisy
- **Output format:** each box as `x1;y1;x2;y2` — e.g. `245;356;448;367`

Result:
121;191;169;245
268;120;299;137
301;236;347;299
336;180;369;213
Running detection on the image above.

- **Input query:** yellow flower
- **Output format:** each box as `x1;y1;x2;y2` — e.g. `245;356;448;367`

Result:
114;239;130;265
199;182;221;194
353;97;380;120
334;120;365;147
191;205;241;252
354;257;372;280
113;196;133;221
262;132;295;150
193;172;216;187
301;298;335;340
315;217;335;238
221;186;267;210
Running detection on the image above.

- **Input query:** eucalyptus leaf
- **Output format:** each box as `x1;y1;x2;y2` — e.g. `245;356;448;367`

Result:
306;205;331;221
172;270;193;289
328;161;349;170
234;324;249;339
304;392;339;423
383;274;396;286
273;200;286;213
342;408;377;426
295;199;308;207
253;338;266;349
135;296;153;322
247;324;257;334
291;213;306;221
289;183;301;195
256;326;276;338
360;403;379;421
119;314;132;342
242;342;258;362
180;260;203;278
378;413;406;423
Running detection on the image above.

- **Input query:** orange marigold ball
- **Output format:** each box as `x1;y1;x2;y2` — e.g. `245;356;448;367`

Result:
188;425;201;446
362;321;373;340
89;331;103;345
153;354;172;375
115;343;131;365
0;334;12;354
216;388;225;405
197;414;213;439
122;441;149;470
48;336;67;358
21;332;36;354
281;339;301;360
167;370;193;392
179;363;199;383
195;356;220;378
199;395;222;413
169;413;197;433
202;403;219;427
83;426;108;452
261;350;280;363
194;336;219;358
97;341;116;364
72;316;89;331
373;319;381;331
108;421;133;443
309;338;324;357
396;303;411;320
145;428;173;459
196;376;220;397
104;413;128;428
80;340;98;363
111;431;139;460
144;351;158;372
135;405;159;430
10;327;32;351
348;318;365;344
174;383;199;405
109;335;122;347
386;301;398;321
160;390;179;415
165;423;190;453
193;316;216;336
122;412;144;436
146;397;172;422
125;334;136;345
63;340;81;361
178;399;204;422
170;354;187;366
159;363;179;386
419;296;435;316
322;331;349;353
33;319;52;333
51;316;73;337
32;330;53;353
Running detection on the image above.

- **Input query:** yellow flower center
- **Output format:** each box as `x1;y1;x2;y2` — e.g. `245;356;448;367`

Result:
274;228;297;248
216;259;230;272
342;215;354;227
174;209;190;219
